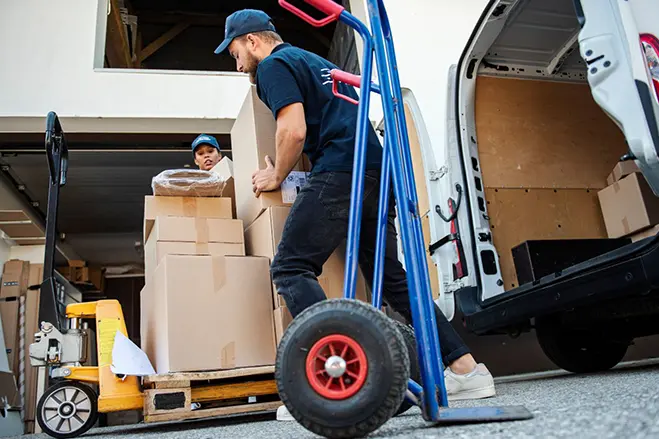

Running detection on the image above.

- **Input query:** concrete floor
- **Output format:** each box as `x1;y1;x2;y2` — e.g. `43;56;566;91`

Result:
15;360;659;439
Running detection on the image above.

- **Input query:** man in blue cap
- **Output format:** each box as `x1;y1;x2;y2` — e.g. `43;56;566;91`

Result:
215;9;495;416
191;134;222;171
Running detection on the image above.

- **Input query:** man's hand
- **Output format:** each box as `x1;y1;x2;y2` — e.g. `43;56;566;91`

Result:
252;155;282;197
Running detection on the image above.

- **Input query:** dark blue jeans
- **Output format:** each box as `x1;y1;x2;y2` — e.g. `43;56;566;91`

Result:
271;170;471;365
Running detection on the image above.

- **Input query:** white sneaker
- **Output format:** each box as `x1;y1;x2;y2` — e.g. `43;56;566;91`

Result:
276;404;295;421
444;363;496;401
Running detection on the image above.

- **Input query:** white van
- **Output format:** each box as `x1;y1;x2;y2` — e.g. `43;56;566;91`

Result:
418;0;659;374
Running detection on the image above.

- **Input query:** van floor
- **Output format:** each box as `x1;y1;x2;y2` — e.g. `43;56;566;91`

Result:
475;76;629;290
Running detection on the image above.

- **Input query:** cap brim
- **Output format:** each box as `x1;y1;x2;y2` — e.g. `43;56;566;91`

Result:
214;38;233;55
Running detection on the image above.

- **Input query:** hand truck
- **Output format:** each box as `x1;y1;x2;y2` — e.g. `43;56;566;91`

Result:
274;1;533;437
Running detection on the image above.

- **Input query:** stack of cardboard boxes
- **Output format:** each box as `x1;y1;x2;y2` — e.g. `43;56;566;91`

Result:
141;85;370;374
0;259;44;433
598;161;659;240
57;259;105;291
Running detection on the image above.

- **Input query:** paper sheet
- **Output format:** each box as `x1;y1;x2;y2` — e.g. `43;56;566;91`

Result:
110;331;156;377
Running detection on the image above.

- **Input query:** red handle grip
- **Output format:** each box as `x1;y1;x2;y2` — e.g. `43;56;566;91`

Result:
278;0;344;28
331;69;360;105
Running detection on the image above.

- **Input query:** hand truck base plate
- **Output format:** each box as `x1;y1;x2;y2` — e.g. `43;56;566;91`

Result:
433;405;534;425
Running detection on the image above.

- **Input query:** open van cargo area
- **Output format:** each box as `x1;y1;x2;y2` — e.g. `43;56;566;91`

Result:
475;76;631;290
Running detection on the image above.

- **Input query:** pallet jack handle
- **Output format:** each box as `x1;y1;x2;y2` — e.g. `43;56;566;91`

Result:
40;111;69;331
278;0;344;27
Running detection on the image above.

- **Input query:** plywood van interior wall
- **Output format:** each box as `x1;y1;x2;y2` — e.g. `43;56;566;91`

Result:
475;76;629;289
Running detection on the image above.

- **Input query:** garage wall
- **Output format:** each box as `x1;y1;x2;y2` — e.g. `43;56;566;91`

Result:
0;0;250;134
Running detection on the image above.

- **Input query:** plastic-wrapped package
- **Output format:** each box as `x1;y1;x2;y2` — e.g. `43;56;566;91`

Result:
151;169;227;197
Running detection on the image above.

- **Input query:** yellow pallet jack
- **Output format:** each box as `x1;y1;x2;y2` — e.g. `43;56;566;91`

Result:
29;113;143;438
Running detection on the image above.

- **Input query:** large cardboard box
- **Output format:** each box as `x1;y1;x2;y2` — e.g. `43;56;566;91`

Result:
142;255;275;374
244;206;369;308
607;161;640;186
24;264;43;422
273;306;294;345
1;259;30;299
143;196;233;241
210;157;237;218
231;86;308;225
0;299;19;375
598;172;659;238
144;216;245;279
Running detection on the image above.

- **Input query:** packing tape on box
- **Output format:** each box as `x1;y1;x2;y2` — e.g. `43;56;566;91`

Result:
195;243;209;254
220;341;236;369
194;217;209;244
622;217;631;235
182;198;197;217
213;256;226;293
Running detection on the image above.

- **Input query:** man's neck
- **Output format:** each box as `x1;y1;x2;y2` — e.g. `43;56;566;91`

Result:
262;42;284;59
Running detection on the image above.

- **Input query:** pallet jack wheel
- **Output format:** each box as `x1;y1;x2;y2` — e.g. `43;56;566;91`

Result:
275;299;410;438
392;320;420;416
36;380;98;439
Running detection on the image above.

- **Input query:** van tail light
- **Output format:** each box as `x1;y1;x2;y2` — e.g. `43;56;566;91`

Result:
640;34;659;100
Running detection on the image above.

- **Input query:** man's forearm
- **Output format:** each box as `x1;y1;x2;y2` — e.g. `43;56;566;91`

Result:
274;126;305;183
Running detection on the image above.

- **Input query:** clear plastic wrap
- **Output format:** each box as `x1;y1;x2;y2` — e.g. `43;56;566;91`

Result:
151;169;227;197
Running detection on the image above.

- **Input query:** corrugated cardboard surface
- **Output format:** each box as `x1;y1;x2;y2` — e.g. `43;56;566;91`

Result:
631;224;659;242
142;255;275;374
1;260;29;299
607;161;640;186
0;299;19;375
486;188;607;289
273;306;293;345
244;206;369;308
475;76;627;189
598;172;659;238
149;217;244;244
24;264;42;421
143;196;233;241
144;216;245;278
231;86;306;226
210;157;236;218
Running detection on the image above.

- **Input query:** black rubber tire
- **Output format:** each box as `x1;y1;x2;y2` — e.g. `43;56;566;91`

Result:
275;299;410;439
37;380;98;439
536;317;629;374
392;320;420;416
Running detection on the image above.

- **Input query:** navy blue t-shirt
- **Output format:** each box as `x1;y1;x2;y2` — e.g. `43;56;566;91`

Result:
255;43;383;173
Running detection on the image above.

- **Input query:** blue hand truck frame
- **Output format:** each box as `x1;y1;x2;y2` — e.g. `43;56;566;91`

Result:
278;0;533;425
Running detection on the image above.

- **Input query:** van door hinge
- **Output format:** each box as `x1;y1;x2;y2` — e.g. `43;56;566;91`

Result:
429;166;448;181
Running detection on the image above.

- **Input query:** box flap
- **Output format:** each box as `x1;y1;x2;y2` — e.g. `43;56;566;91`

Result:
150;217;244;244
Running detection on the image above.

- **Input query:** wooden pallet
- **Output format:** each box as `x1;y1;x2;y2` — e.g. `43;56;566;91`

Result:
142;366;282;423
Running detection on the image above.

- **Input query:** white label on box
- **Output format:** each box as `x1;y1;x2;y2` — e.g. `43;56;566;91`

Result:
281;171;310;204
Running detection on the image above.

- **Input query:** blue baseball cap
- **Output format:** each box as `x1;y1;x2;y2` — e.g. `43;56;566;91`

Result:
214;9;277;55
191;134;220;154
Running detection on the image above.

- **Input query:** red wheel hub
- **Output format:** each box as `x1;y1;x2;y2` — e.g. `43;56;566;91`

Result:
305;334;368;400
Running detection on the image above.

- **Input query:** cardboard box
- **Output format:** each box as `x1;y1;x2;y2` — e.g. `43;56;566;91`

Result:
142;255;275;374
1;260;30;299
607;161;640;186
143;196;233;241
1;299;19;375
144;216;245;278
273;306;294;345
244;206;369;307
631;224;659;242
57;266;90;284
231;85;308;225
210;157;236;218
598;172;659;238
24;264;42;421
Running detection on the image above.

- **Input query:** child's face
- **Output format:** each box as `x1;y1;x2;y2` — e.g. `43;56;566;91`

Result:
194;145;222;171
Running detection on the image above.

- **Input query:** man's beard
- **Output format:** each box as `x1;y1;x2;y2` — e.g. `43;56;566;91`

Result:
244;52;259;84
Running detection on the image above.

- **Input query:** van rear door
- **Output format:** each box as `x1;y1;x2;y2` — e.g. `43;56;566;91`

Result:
576;0;659;193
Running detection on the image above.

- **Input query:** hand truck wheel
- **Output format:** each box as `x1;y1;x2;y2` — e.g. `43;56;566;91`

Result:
391;320;421;416
275;299;410;438
36;380;99;439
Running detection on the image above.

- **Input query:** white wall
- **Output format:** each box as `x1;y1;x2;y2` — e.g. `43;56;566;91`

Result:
350;0;489;158
0;0;251;134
